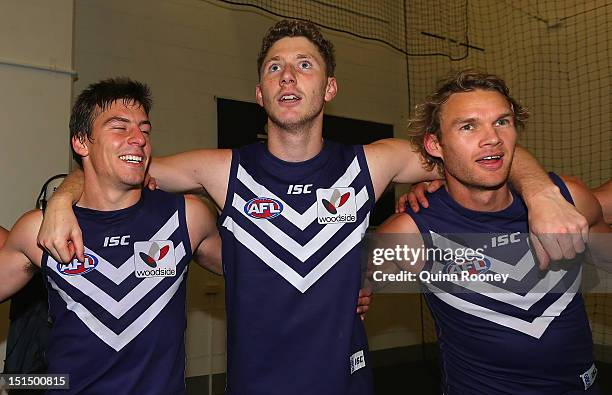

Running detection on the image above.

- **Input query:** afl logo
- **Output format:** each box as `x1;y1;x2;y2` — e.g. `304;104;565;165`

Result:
443;257;491;275
58;253;98;276
244;197;283;219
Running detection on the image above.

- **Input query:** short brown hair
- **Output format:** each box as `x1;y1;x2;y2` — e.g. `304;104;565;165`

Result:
408;70;528;173
70;78;152;167
257;19;336;79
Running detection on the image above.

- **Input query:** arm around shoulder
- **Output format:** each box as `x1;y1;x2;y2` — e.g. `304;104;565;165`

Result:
562;176;611;268
364;139;439;201
151;149;232;208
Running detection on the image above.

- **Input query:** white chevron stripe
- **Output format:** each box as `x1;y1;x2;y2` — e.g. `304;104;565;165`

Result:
236;157;362;230
431;231;535;281
84;211;181;285
222;215;369;293
48;265;187;351
425;268;581;338
430;259;569;310
47;243;186;319
430;232;572;310
232;186;369;262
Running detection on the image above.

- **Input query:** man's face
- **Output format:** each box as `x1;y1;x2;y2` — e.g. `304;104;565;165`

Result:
74;100;151;189
426;89;517;190
256;36;337;131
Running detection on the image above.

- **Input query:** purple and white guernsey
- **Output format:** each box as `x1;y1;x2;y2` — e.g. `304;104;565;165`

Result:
407;173;598;394
220;141;375;395
42;189;192;395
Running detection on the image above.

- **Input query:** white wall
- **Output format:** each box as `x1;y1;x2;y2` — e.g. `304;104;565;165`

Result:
0;0;74;373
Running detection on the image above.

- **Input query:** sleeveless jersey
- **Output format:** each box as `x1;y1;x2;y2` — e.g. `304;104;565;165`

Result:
42;189;192;394
407;173;597;394
219;141;375;395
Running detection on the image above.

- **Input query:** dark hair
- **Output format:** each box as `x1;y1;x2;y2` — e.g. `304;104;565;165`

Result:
408;70;528;173
70;77;152;166
257;19;336;79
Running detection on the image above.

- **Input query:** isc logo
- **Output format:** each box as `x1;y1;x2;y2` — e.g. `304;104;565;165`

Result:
244;197;283;219
103;235;130;247
444;257;491;275
58;253;98;276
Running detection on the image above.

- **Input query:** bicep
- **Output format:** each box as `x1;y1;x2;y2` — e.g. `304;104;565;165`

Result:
0;247;37;301
0;213;42;300
193;231;222;275
592;180;612;225
151;149;231;207
564;178;607;230
185;195;222;275
365;139;438;200
375;213;425;272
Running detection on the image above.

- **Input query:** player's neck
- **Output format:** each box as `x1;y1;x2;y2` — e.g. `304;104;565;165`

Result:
445;179;513;212
77;174;143;211
266;117;324;162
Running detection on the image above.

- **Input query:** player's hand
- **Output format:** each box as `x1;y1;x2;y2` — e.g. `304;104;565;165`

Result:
37;197;84;264
144;173;157;190
526;187;589;270
395;180;445;213
356;286;373;320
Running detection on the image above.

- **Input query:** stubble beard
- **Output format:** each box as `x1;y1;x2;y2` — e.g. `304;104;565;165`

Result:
444;159;511;192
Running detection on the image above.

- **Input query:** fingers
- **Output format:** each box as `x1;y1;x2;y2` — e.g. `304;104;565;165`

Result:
413;188;429;210
356;288;373;318
41;239;74;264
147;176;158;191
407;192;420;213
570;231;586;256
72;229;85;262
395;194;408;213
427;179;445;193
529;234;550;270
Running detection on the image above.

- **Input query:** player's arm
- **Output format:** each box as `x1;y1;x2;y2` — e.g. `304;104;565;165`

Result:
36;169;85;263
0;211;44;302
562;177;611;267
366;213;426;293
364;138;440;201
151;149;232;208
185;195;222;275
375;213;426;271
0;225;8;248
503;147;589;268
38;150;232;264
592;180;611;225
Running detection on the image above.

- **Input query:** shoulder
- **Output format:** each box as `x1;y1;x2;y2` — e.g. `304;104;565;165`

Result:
364;138;415;158
6;210;43;262
185;195;217;230
13;210;44;235
561;176;604;227
376;212;420;234
0;225;8;247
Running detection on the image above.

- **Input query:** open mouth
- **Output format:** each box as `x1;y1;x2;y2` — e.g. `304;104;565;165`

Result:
279;94;301;103
476;154;503;164
119;154;144;164
475;153;504;170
